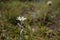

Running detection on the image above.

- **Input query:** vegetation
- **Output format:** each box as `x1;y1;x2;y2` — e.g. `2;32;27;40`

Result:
0;0;60;40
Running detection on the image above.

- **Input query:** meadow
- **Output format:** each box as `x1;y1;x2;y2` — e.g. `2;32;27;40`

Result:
0;0;60;40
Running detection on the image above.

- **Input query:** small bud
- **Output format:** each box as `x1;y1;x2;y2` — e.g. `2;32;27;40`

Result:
47;1;52;6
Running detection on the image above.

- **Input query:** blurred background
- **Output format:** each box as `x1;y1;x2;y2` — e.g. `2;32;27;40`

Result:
0;0;60;40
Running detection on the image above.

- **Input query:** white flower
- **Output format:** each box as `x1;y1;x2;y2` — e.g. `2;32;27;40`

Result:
47;1;52;5
17;16;27;21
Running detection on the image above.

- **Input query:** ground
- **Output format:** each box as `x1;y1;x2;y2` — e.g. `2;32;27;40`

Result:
0;0;60;40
